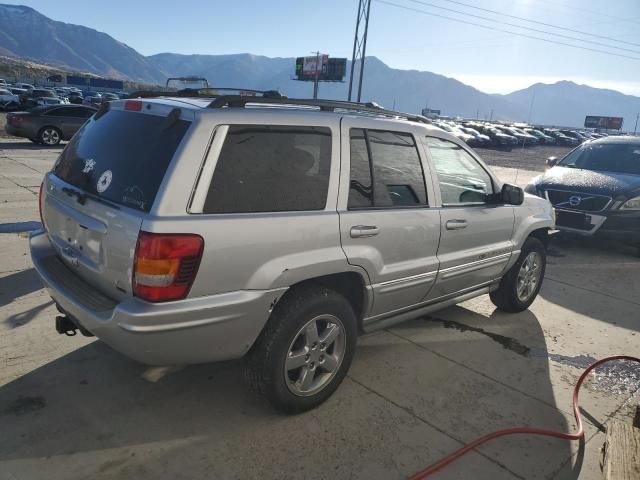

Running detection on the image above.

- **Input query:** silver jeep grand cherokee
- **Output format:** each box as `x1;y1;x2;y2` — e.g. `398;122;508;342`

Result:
30;94;554;413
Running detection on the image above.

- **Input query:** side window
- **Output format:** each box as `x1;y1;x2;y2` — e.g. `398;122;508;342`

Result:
425;137;494;206
203;125;331;214
348;129;428;209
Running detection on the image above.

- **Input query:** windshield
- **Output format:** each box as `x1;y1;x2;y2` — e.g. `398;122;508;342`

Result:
558;143;640;175
53;109;191;212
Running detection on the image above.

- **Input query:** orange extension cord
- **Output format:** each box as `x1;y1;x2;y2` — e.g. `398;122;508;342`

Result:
409;355;640;480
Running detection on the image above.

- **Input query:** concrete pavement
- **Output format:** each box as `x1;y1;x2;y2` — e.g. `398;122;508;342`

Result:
0;138;638;480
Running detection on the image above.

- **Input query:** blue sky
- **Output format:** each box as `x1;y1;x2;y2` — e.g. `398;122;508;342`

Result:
6;0;640;95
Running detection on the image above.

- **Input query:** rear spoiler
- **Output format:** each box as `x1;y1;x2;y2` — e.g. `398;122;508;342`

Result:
126;87;285;100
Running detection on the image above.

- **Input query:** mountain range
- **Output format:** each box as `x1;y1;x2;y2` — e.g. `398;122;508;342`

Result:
1;3;638;129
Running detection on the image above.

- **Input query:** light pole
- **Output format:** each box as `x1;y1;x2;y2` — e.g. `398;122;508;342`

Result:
312;51;320;100
634;112;639;135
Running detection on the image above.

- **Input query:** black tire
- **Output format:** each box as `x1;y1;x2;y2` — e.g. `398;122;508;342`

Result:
490;237;546;313
38;126;62;146
245;285;357;414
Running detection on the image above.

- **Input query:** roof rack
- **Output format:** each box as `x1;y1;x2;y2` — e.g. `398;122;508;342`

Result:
127;87;284;99
207;96;431;124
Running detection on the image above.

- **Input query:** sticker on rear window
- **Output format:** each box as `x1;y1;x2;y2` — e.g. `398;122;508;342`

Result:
96;170;113;193
122;185;146;211
82;158;96;173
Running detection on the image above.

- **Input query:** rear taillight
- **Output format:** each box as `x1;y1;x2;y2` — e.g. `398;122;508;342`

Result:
8;114;25;124
133;232;204;302
38;181;45;229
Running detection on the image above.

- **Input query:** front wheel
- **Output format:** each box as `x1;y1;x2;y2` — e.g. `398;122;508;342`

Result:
490;237;546;313
245;286;357;413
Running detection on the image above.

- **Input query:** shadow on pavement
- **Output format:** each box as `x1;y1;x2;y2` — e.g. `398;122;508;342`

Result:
0;221;41;233
354;306;581;479
541;233;640;332
0;140;65;150
0;303;582;479
0;268;44;309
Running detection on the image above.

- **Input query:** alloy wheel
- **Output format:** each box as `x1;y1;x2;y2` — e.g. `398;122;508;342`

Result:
284;314;346;397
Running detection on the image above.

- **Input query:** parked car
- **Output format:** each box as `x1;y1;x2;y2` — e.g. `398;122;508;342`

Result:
459;126;490;146
83;92;103;106
503;126;538;145
67;91;84;104
0;88;20;111
560;130;587;144
29;95;553;413
7;87;27;97
544;129;580;146
526;137;640;254
14;82;34;90
5;104;96;145
36;96;68;106
436;122;474;144
479;126;518;146
100;92;119;102
0;78;8;87
525;128;555;144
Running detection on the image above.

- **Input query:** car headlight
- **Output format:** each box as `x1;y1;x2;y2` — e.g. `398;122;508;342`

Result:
524;182;542;197
620;196;640;210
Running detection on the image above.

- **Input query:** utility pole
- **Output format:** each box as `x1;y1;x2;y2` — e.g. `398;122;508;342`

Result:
489;109;494;121
634;112;639;135
312;51;320;100
348;0;372;102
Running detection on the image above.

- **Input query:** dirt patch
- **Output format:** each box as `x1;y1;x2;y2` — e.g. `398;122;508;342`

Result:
475;145;573;172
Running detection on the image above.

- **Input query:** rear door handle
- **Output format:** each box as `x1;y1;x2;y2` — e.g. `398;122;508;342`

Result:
350;225;380;238
446;219;468;230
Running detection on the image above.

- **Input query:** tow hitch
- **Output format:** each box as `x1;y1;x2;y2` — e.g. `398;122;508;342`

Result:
55;315;93;337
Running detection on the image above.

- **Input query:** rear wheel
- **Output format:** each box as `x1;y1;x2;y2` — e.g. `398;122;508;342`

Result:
245;286;357;413
39;126;61;146
490;237;546;312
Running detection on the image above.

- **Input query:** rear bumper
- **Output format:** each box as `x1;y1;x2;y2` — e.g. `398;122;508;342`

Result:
30;230;286;365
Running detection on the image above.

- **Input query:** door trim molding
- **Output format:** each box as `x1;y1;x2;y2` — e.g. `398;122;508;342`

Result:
438;252;513;280
375;270;438;294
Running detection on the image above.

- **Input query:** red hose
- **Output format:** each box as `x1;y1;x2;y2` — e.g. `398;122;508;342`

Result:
409;355;640;480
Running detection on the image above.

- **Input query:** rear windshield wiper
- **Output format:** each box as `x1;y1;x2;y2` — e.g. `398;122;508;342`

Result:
62;187;88;205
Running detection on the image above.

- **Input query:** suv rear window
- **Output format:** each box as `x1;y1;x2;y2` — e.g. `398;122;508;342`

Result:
53;109;190;212
203;125;331;213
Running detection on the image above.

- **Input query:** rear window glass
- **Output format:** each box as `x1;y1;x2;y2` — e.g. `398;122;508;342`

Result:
53;109;190;212
203;125;331;213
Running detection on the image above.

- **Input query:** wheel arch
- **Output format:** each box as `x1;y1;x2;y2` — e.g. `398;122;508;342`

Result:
273;271;370;333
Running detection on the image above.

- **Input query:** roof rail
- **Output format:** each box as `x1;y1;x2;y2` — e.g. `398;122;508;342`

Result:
127;87;284;99
207;96;431;124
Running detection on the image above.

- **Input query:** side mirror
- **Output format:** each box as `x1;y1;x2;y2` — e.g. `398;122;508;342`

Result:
500;183;524;205
546;156;558;168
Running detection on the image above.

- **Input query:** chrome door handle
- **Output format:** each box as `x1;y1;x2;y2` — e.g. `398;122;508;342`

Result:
446;219;468;230
350;225;380;238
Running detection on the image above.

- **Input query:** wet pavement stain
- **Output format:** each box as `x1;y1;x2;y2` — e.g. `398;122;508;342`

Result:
425;316;640;397
425;316;531;356
2;395;46;416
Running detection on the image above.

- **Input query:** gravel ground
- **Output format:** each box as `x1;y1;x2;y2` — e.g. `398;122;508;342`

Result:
475;145;572;172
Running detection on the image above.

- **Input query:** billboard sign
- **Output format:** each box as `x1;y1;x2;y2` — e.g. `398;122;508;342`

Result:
89;77;124;90
421;108;441;118
584;115;624;130
302;54;328;76
295;56;347;81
